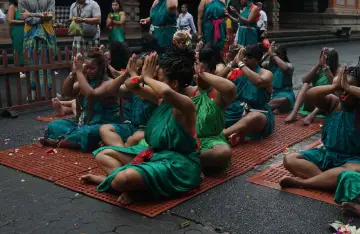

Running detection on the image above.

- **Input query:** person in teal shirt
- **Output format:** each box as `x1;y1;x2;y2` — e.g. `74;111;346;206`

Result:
262;43;295;113
280;65;360;194
224;44;274;146
140;0;178;51
198;0;227;50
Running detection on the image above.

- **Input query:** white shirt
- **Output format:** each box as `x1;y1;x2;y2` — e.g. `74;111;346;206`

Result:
257;10;267;30
0;9;6;24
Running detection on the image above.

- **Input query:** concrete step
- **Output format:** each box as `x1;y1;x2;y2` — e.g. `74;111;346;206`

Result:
269;34;336;44
277;36;360;48
267;29;331;38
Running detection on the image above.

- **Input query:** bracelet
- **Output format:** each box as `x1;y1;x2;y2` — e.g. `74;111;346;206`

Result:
238;62;245;69
82;18;86;23
130;77;140;84
227;61;233;68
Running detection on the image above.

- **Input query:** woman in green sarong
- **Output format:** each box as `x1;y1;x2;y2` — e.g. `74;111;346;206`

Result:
227;0;259;47
285;48;340;125
107;0;125;42
280;65;360;192
262;43;295;114
336;171;360;217
8;0;24;65
224;44;274;146
99;55;157;149
185;47;236;174
198;0;227;50
81;50;201;204
40;48;122;152
140;0;177;51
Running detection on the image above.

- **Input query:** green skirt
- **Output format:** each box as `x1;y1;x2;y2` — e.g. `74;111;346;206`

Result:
237;27;258;47
109;27;125;42
335;170;360;204
94;145;201;198
199;133;227;152
272;90;296;113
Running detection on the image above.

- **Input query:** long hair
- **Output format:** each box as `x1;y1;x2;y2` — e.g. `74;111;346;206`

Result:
199;48;217;71
109;41;131;70
141;34;162;54
75;48;108;124
324;48;339;76
275;45;290;63
111;0;123;12
159;48;195;91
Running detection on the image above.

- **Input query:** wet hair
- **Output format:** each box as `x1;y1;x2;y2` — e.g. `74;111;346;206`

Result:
108;41;131;70
275;45;290;63
159;48;195;91
75;48;108;124
9;0;18;6
111;0;123;12
229;44;243;59
323;48;339;76
141;34;162;54
347;63;360;87
204;44;225;65
245;44;263;62
199;48;217;72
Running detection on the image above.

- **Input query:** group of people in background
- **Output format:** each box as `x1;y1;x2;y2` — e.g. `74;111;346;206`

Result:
2;0;360;217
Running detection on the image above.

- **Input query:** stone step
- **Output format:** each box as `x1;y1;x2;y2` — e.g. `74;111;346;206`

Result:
269;34;336;44
267;29;331;38
277;36;360;48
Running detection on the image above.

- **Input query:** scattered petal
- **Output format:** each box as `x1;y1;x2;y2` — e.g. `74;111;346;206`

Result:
74;223;78;227
29;153;34;155
4;139;10;141
75;193;79;197
21;179;25;182
88;167;92;170
9;153;13;156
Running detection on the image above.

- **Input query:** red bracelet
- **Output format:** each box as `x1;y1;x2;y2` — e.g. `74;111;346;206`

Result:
131;77;140;84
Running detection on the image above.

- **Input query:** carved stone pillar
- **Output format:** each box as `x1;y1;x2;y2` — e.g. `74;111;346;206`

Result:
122;1;141;35
264;0;280;30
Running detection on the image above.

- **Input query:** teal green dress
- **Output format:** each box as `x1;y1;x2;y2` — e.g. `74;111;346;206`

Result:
108;12;125;42
95;102;201;198
10;9;24;65
107;95;157;145
45;81;121;152
270;63;296;113
192;87;227;152
335;171;360;204
150;0;177;50
225;66;275;140
300;105;360;172
298;71;330;118
237;2;258;47
202;0;226;49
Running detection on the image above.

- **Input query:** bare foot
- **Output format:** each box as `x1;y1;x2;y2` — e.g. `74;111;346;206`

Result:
341;202;360;217
279;176;302;188
52;98;65;116
117;192;133;205
273;109;280;115
302;114;316;126
80;174;106;185
39;137;59;147
285;111;297;123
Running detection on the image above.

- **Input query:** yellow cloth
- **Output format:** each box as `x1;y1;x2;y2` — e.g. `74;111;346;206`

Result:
226;18;232;29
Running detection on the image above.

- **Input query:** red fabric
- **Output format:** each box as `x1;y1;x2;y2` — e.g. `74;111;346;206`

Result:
121;69;127;73
131;149;154;165
228;69;244;81
250;4;260;22
262;39;270;49
212;19;223;43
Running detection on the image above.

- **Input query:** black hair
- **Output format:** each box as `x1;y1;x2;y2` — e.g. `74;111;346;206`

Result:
111;0;123;12
275;45;290;63
203;44;225;65
108;41;131;70
75;48;108;124
323;48;339;76
199;48;217;72
9;0;18;6
245;44;263;62
347;62;360;87
159;48;195;91
181;4;188;8
141;34;162;54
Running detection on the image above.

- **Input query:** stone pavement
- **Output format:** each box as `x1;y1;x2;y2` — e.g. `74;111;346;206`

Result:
1;41;360;234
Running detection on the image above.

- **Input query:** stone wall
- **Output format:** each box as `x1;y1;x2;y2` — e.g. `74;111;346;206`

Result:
121;0;141;35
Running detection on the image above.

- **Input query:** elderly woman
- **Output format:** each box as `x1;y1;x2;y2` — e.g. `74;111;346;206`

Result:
19;0;57;100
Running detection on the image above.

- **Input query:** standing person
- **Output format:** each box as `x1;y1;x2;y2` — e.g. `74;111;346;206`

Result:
140;0;178;51
19;0;57;100
229;0;259;46
70;0;101;57
107;0;125;42
0;8;6;23
198;0;226;49
177;4;197;35
255;2;267;40
7;0;24;66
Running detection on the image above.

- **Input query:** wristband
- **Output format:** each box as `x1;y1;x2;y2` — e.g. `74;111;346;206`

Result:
227;61;233;68
238;62;245;69
82;18;86;23
130;77;140;84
